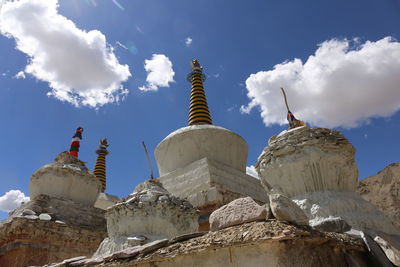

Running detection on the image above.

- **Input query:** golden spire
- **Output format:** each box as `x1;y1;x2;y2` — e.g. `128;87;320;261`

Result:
94;138;109;192
186;59;212;125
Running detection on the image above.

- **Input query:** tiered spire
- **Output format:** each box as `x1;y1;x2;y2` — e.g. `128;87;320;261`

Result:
69;127;83;157
186;59;212;125
94;139;109;192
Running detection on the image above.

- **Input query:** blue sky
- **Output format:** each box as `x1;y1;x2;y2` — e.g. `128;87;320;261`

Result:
0;0;399;219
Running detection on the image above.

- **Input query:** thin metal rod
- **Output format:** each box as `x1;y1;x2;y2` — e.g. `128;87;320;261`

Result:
141;141;154;180
280;87;290;112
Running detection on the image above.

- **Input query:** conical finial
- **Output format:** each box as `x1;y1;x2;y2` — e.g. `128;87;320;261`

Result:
69;127;83;157
94;138;109;192
186;59;212;125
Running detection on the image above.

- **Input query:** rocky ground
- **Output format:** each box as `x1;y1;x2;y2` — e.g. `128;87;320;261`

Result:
138;220;363;260
357;162;400;229
46;220;367;267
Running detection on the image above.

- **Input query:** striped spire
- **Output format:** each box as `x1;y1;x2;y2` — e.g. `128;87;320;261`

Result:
94;138;109;192
69;127;83;157
186;59;212;125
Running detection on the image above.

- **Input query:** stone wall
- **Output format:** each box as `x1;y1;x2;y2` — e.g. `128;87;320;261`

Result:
0;217;106;267
7;194;106;231
159;158;268;213
86;221;370;267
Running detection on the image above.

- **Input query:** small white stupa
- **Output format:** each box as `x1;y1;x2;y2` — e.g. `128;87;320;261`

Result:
30;128;101;206
257;126;399;235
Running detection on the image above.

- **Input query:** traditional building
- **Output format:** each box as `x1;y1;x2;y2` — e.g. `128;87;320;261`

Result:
155;60;268;230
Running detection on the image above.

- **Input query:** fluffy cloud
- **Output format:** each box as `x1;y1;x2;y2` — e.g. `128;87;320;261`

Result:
139;54;175;91
246;165;259;179
241;37;400;128
0;190;29;212
0;0;131;108
14;71;25;79
185;37;193;47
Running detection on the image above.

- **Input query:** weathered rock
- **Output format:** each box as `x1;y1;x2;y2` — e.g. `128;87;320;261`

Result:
257;127;358;197
30;204;43;214
262;203;274;219
105;246;142;260
269;193;308;226
374;233;400;266
158;195;169;202
24;215;38;220
361;231;394;267
103;239;169;261
357;162;400;229
39;213;52;221
69;257;104;266
311;217;351;233
127;234;148;246
140;239;169;254
133;180;169;195
292;191;399;235
169;232;206;244
61;256;86;264
209;197;267;231
22;209;36;216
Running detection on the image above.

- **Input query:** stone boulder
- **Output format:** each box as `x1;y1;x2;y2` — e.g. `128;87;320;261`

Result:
310;217;351;233
269;193;308;226
209;197;267;231
292;191;399;235
373;232;400;266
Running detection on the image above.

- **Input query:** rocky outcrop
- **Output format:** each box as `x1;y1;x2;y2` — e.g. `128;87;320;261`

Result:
0;217;106;267
357;162;400;229
257;127;358;197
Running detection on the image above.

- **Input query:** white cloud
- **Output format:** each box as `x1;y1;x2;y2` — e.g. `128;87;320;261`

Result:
246;165;259;179
14;71;25;79
139;54;175;92
241;37;400;128
185;37;192;47
0;0;131;108
116;41;128;50
0;190;29;212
